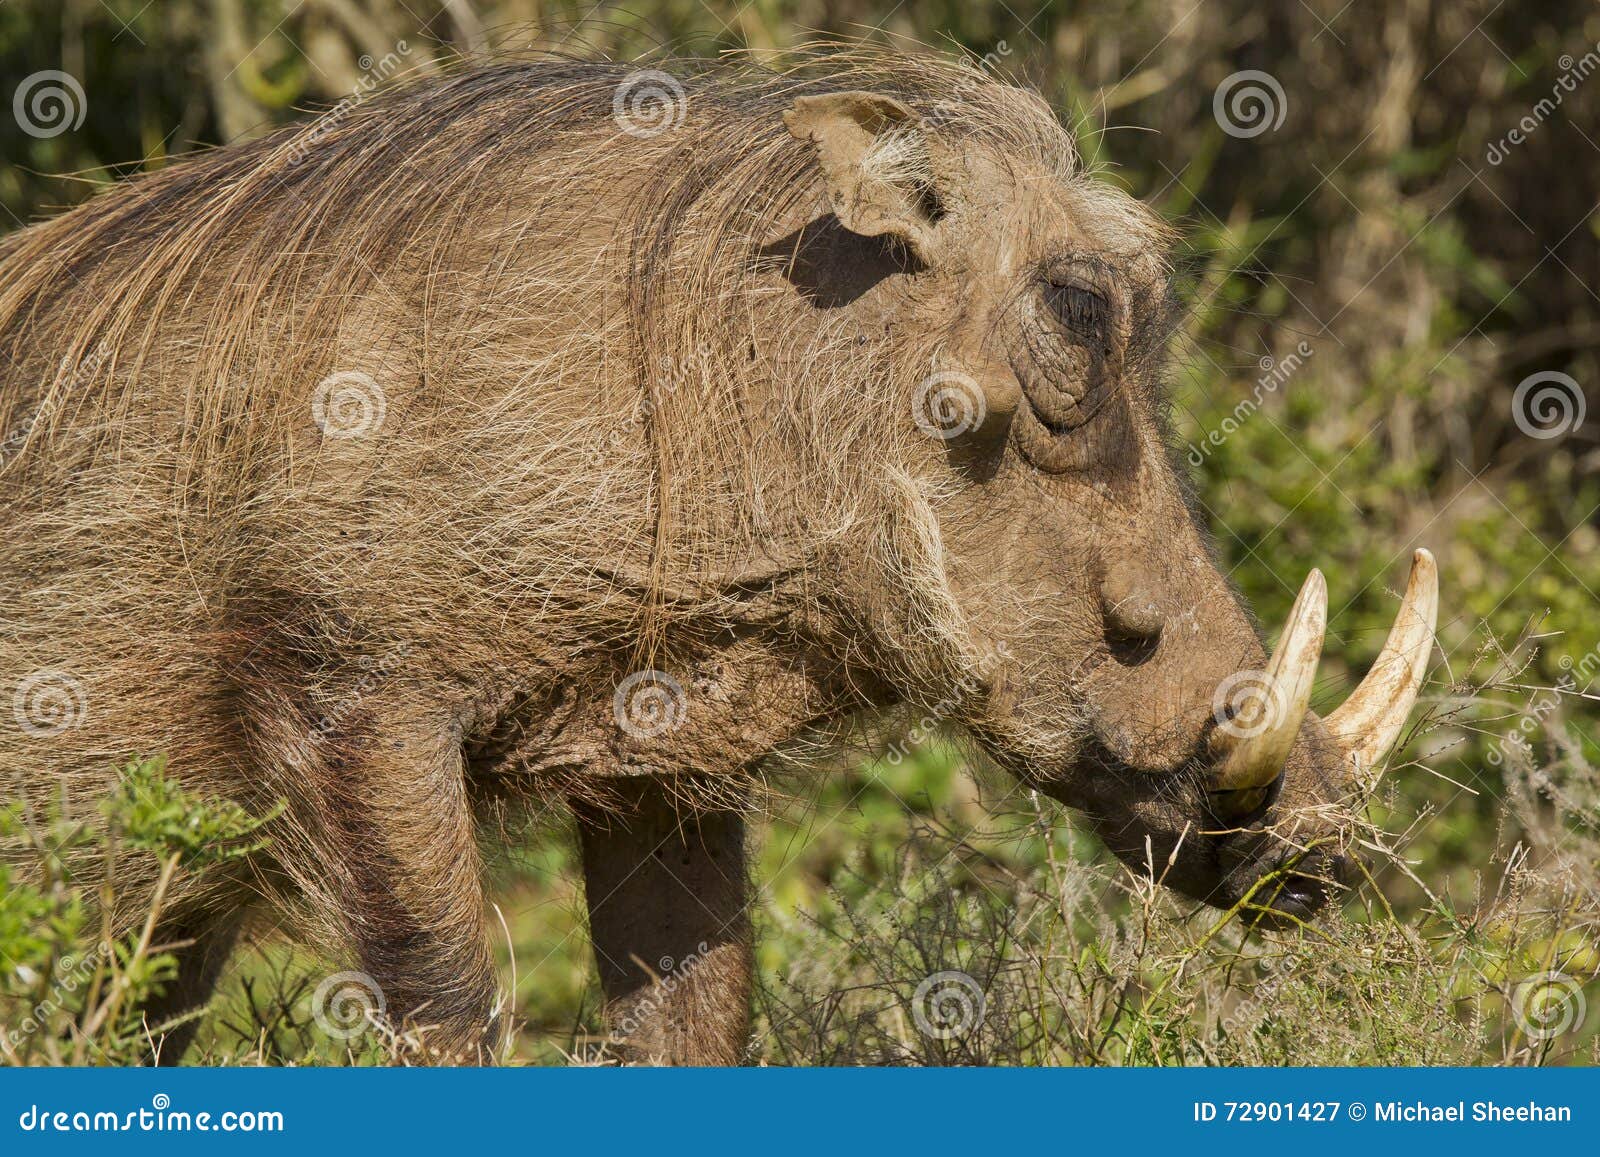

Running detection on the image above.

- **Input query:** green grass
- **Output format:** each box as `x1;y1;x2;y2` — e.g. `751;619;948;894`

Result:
3;0;1597;1069
6;726;1595;1066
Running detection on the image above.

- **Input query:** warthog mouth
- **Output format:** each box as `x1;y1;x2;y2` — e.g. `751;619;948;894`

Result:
1056;553;1446;934
1068;738;1350;925
1239;849;1354;929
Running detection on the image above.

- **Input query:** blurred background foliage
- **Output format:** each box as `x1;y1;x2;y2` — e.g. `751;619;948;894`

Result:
1;0;1596;1064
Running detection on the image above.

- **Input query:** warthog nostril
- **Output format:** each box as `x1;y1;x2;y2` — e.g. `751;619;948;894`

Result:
1100;562;1164;664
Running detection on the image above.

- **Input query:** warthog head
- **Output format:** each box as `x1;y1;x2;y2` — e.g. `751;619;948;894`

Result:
779;88;1437;924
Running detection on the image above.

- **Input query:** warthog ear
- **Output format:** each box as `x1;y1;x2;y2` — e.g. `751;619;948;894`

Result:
783;91;944;259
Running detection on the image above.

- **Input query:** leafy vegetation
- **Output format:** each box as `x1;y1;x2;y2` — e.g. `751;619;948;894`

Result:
1;758;273;1064
2;0;1596;1064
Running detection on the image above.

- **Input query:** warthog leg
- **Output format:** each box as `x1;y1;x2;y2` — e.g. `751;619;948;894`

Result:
296;703;501;1061
140;909;245;1066
576;776;751;1065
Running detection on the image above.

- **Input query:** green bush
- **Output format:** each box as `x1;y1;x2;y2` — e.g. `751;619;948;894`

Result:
0;757;274;1065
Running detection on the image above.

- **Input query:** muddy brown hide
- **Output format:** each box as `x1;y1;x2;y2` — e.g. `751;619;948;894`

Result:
0;57;1435;1065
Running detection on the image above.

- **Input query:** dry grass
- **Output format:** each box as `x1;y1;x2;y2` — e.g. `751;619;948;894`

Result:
6;657;1593;1067
3;0;1596;1069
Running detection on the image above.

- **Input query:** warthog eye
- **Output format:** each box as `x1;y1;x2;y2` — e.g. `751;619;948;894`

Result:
1010;260;1133;474
1045;280;1111;349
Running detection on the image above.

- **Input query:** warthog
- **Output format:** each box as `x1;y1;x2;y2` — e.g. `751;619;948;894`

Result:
0;53;1436;1064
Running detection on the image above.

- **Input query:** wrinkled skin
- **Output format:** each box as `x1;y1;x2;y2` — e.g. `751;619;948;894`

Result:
783;97;1354;925
0;68;1372;1067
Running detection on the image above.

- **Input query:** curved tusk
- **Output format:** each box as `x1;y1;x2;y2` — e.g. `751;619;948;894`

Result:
1211;569;1327;799
1325;548;1438;787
